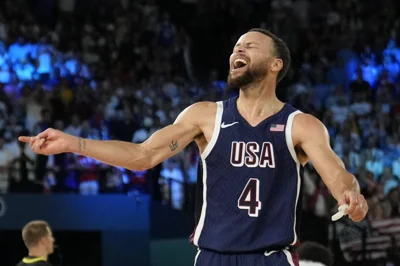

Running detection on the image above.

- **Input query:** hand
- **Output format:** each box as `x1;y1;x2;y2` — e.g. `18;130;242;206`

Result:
338;191;368;222
18;128;74;156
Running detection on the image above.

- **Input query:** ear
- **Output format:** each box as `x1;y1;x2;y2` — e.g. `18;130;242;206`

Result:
271;58;283;72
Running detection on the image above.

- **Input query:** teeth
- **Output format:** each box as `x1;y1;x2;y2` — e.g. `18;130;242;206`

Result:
234;59;248;68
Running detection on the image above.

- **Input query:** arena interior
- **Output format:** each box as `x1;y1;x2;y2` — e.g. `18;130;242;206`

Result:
0;0;399;266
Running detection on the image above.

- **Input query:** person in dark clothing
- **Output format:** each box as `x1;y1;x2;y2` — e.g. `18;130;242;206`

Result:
34;109;53;186
9;139;36;193
17;221;54;266
297;241;334;266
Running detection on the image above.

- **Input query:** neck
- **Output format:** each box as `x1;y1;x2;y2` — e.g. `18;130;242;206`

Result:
237;78;283;117
28;248;47;261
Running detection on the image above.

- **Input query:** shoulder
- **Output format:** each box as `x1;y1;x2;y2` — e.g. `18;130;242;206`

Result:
38;262;52;266
36;262;52;266
185;101;218;112
15;261;52;266
292;113;330;145
292;113;326;130
174;101;218;124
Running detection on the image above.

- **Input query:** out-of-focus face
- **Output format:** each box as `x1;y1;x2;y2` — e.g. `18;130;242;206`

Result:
40;227;55;254
227;32;278;88
72;115;80;126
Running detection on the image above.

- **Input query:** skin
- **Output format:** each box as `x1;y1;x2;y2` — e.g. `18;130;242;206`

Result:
27;227;55;261
19;31;368;222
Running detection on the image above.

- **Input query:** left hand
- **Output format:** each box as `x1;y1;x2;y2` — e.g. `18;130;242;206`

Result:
338;191;368;222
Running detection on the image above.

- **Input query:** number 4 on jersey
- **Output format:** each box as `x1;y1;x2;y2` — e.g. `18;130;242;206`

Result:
237;178;262;217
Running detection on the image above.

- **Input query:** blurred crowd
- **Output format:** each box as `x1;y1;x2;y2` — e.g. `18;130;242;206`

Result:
0;0;399;264
0;0;199;196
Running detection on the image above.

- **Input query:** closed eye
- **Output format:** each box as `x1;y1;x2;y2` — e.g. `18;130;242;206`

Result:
234;42;259;50
232;46;257;53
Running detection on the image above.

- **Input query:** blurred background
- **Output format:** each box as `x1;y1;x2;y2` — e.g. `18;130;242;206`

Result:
0;0;399;265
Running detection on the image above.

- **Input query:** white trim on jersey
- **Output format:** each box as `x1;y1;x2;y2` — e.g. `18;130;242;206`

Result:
194;101;224;246
285;110;302;164
285;110;302;246
201;101;224;159
283;249;296;266
193;249;201;266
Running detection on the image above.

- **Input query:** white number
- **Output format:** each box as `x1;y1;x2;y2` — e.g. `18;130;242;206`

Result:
237;178;262;217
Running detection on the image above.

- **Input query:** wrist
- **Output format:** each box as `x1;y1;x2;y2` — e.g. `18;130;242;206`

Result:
67;136;81;153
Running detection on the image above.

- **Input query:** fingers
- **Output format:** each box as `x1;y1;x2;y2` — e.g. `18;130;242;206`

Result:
19;129;54;143
347;194;368;222
18;136;31;143
32;138;46;153
18;136;40;147
18;135;47;153
349;205;364;222
37;128;52;139
345;193;358;215
338;191;368;222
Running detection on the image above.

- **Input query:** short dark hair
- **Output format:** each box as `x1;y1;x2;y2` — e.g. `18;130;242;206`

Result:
248;28;291;83
22;220;50;248
297;241;334;266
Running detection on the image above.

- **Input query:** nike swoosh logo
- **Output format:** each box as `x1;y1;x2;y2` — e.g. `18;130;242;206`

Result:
221;122;239;128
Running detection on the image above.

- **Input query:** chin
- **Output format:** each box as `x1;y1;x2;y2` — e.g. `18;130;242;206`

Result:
227;71;253;88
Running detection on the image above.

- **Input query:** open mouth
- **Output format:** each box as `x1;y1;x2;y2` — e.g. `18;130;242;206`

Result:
233;59;248;70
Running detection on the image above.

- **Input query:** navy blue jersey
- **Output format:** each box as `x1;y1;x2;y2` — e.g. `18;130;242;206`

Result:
192;97;304;254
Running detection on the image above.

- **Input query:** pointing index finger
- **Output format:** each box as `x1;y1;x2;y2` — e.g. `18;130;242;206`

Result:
18;136;31;143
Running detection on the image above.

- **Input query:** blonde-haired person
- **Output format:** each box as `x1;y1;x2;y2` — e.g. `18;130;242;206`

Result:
17;220;54;266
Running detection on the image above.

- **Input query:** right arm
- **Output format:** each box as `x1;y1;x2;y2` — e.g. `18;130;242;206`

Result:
70;102;208;170
21;102;212;171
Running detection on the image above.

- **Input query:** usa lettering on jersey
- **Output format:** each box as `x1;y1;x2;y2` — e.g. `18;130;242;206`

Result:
230;141;275;168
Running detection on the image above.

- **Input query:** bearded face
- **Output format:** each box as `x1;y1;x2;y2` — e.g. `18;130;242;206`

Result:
227;32;274;89
227;56;269;88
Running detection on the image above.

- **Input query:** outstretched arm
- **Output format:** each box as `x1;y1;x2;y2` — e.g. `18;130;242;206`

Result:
71;122;199;171
293;114;367;222
20;102;211;171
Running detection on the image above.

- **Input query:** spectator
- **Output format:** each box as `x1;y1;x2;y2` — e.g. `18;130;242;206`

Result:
298;241;334;266
0;135;14;193
160;157;184;210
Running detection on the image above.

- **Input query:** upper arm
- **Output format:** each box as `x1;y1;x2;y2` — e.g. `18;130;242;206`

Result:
293;114;347;190
138;102;213;168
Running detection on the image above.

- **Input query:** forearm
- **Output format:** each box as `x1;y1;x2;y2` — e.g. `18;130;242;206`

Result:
329;170;360;201
69;137;152;170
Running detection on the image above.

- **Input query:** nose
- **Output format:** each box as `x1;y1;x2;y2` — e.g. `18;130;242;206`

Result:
233;45;245;54
236;47;245;53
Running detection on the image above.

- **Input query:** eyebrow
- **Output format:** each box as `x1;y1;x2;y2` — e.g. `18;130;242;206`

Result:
235;42;259;47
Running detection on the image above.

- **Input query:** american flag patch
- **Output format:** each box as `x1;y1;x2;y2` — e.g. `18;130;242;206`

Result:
270;124;285;132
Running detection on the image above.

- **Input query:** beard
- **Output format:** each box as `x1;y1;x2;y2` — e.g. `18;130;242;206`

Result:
227;64;268;89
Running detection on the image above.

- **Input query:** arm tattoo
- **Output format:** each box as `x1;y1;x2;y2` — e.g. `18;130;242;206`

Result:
169;140;179;151
78;138;87;152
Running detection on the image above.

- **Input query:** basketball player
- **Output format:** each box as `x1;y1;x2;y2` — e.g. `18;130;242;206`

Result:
19;28;368;266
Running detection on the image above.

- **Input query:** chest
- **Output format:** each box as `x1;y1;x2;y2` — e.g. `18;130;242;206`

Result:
214;123;289;168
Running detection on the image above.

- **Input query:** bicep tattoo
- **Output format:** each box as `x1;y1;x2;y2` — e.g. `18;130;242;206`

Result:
169;140;179;151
